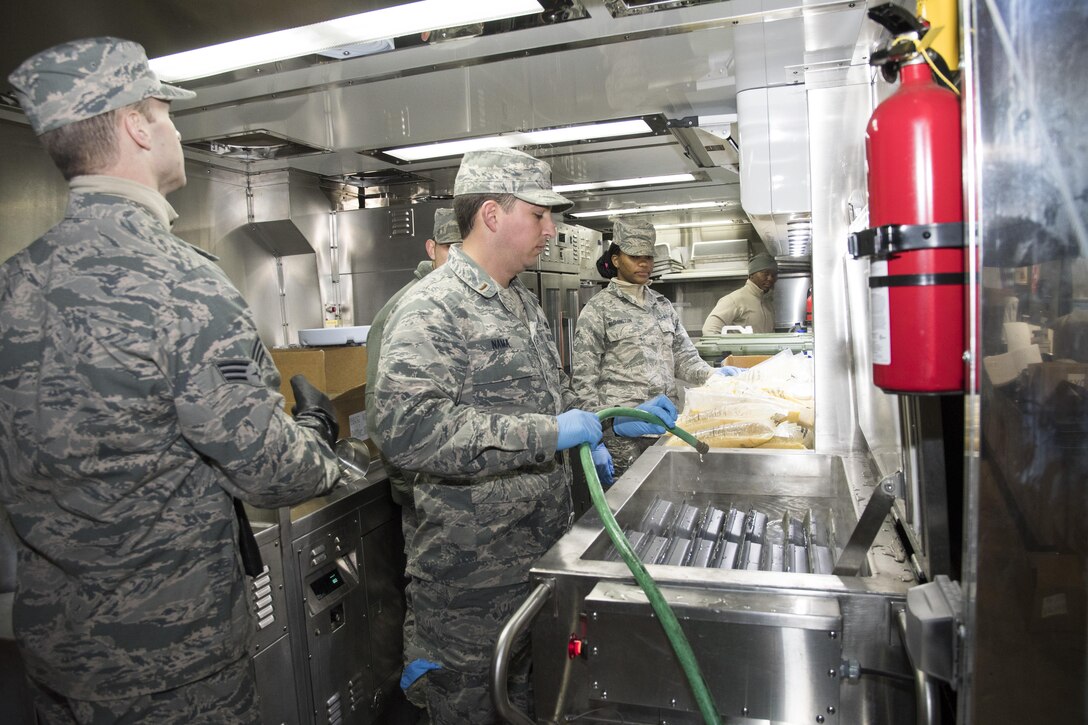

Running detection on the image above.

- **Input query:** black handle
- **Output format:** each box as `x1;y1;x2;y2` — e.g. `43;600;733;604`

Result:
233;498;264;577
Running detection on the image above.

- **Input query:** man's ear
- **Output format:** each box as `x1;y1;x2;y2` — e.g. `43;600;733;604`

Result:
424;238;437;261
480;199;501;234
119;107;152;151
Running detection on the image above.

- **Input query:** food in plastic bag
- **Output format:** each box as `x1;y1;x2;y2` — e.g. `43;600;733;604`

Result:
669;350;815;449
667;420;775;448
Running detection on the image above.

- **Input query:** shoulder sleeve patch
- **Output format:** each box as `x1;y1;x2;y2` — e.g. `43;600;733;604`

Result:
215;359;262;385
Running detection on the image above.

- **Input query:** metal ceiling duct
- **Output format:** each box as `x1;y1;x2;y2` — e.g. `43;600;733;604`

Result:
183;130;329;162
220;169;330;258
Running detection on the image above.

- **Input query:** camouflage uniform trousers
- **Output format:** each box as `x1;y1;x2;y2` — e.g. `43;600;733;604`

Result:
401;497;419;655
404;578;533;725
603;432;658;480
26;654;259;725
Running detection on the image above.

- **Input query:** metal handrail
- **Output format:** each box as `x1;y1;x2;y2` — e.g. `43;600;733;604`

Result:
491;579;556;725
897;610;940;725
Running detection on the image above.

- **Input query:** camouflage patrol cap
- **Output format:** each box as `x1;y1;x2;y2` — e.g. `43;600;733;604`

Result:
432;208;460;245
8;37;196;136
613;218;656;257
748;253;779;275
454;147;573;212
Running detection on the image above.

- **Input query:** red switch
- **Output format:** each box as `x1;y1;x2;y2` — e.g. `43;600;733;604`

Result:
568;634;585;659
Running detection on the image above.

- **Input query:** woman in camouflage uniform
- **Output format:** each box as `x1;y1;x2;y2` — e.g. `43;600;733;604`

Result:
573;219;737;477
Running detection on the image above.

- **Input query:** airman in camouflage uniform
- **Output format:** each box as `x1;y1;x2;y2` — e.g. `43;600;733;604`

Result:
365;208;459;679
371;148;604;724
365;207;460;510
0;38;341;724
573;219;716;473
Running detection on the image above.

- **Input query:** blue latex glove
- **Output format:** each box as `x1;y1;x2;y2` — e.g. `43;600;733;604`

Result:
590;443;614;487
556;409;603;450
400;658;442;691
715;365;745;377
613;395;678;437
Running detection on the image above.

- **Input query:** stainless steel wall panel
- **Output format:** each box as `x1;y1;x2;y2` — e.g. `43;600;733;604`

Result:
252;635;301;725
774;273;812;330
324;203;448;326
807;77;900;459
169;164;329;347
279;255;325;346
0;120;67;265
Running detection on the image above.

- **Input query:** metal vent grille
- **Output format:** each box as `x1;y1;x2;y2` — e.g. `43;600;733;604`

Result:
326;691;343;725
250;565;276;631
349;671;367;710
787;217;813;257
390;209;415;238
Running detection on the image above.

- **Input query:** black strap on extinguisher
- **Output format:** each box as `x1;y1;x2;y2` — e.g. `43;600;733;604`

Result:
848;222;964;259
869;272;964;288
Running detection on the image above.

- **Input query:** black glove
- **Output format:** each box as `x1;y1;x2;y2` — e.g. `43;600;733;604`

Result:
290;374;339;447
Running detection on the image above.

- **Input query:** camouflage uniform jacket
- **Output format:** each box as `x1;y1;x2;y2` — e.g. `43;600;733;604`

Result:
573;281;713;409
0;189;340;700
702;279;776;335
366;260;433;506
372;245;575;589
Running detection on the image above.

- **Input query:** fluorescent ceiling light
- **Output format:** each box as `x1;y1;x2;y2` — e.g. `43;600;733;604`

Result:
553;173;696;194
383;119;653;162
149;0;543;82
569;201;731;219
654;219;749;229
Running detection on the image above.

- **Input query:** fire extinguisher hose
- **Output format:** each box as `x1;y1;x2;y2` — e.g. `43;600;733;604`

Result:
577;407;720;725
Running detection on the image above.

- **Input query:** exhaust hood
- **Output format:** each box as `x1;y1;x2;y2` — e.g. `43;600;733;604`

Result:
183;129;329;162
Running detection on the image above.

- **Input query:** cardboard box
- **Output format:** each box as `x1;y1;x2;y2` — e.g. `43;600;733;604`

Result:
270;345;368;410
331;385;368;440
724;354;772;369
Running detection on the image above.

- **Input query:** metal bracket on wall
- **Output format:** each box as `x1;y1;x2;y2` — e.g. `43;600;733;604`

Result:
833;470;905;576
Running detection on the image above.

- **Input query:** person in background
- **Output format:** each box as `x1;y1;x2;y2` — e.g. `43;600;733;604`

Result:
0;38;341;724
371;148;666;724
364;206;459;700
702;252;780;335
573;218;739;478
366;207;460;511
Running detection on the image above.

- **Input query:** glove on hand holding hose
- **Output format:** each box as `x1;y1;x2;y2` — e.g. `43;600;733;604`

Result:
715;365;745;377
290;374;340;447
590;442;615;487
613;394;678;437
556;409;603;451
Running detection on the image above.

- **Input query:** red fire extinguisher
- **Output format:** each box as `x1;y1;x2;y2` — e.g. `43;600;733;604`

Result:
849;52;965;394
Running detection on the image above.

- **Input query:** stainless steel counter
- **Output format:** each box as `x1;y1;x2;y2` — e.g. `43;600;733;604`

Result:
247;461;406;725
525;447;916;724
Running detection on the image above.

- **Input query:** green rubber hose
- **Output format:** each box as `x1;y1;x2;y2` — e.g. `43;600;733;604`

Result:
579;407;720;725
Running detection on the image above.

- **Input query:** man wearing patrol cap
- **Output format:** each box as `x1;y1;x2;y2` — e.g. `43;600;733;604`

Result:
371;147;638;723
1;38;343;723
573;218;737;479
702;251;780;335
